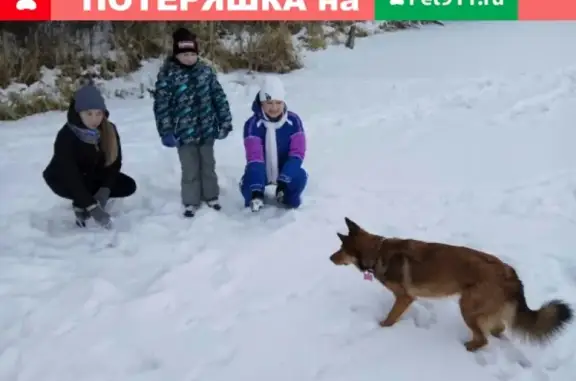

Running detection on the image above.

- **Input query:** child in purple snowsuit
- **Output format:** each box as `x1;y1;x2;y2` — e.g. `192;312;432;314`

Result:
239;76;307;211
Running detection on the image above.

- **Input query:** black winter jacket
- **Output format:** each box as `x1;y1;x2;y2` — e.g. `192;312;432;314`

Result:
43;103;123;208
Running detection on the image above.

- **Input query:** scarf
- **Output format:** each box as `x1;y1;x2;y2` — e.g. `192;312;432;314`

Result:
262;109;287;184
67;123;100;145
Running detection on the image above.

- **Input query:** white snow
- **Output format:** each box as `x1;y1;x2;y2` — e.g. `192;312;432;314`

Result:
1;21;576;381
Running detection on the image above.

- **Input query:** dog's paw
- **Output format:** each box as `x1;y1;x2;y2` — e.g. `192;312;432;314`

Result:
465;339;488;352
379;319;395;327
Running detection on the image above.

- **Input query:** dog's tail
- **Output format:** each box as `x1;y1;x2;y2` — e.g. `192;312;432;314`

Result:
508;278;573;343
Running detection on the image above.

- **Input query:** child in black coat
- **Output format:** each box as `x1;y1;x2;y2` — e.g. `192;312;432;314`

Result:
42;85;137;228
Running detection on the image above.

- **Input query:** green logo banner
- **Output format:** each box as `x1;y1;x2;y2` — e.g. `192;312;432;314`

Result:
374;0;518;20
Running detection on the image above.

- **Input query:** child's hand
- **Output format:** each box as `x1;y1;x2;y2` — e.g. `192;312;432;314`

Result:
216;129;229;140
276;181;287;203
216;122;232;140
161;134;178;147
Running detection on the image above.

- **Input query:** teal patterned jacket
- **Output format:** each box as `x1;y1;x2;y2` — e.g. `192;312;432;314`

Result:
152;58;233;145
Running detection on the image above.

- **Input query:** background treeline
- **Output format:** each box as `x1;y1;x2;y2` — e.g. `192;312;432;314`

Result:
0;21;440;120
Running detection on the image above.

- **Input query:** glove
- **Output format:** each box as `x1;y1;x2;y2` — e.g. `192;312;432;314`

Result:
216;123;232;140
87;204;113;229
217;130;228;140
161;134;178;148
94;187;111;209
73;206;90;227
275;181;287;204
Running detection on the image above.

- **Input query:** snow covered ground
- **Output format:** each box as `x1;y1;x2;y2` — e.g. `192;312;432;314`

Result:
1;21;576;381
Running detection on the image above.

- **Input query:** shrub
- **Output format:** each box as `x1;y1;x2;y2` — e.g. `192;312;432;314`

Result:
0;21;441;121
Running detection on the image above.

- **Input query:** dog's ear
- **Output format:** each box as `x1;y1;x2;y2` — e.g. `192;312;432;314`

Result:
344;217;362;236
337;232;348;244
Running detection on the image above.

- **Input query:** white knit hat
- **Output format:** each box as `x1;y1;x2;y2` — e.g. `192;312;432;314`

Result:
258;76;286;102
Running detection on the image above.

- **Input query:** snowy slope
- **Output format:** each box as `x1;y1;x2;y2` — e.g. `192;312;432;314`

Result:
1;21;576;381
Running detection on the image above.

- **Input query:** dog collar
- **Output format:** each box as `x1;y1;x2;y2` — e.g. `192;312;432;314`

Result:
361;238;386;281
363;269;374;281
358;260;376;281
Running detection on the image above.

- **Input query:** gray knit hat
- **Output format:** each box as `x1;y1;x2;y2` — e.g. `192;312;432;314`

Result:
73;85;107;113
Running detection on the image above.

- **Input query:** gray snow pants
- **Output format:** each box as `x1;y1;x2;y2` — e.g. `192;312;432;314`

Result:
177;140;219;206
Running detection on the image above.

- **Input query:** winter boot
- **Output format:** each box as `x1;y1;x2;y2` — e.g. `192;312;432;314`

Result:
183;204;200;218
250;191;264;212
206;198;221;211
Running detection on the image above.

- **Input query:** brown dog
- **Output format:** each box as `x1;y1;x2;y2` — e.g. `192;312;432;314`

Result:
329;217;573;352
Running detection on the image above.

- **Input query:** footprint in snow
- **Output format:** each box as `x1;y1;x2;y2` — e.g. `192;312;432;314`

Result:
473;336;532;381
127;354;162;374
410;301;438;329
210;262;232;285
